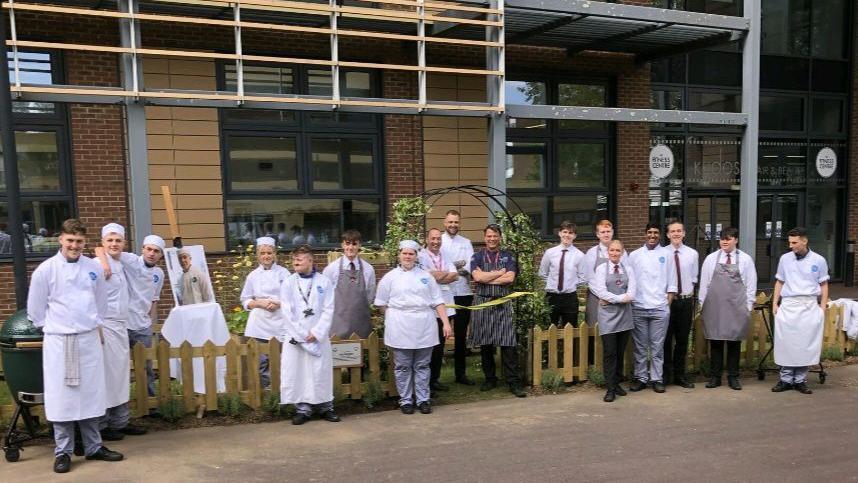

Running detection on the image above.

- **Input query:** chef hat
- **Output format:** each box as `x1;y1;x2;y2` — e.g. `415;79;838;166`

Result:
398;240;420;252
256;236;276;248
142;234;165;251
101;223;125;238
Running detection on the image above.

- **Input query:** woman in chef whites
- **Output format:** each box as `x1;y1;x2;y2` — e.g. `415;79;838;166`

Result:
374;240;453;415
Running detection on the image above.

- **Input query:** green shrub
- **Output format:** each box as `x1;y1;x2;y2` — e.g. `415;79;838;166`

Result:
587;366;606;387
158;397;185;423
363;381;384;409
821;345;844;362
217;393;246;417
261;391;281;416
541;369;564;393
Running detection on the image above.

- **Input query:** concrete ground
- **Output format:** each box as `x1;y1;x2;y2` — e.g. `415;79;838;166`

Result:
3;365;858;482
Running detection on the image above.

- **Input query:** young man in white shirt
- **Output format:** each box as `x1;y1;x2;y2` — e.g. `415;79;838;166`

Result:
663;220;699;388
628;223;677;393
539;220;586;326
440;209;476;385
584;220;627;327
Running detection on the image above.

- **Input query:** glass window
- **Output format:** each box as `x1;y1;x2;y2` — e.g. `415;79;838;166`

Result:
509;196;544;234
688;91;741;112
505;142;546;189
808;142;845;185
553;195;608;230
224;64;296;124
685;0;741;16
686;137;742;189
760;56;809;91
650;55;686;84
688;48;741;87
227;136;298;191
310;138;375;191
651;89;683;129
758;140;806;186
811;0;848;59
811;98;843;134
648;137;684;225
812;60;849;93
558;83;607;131
761;0;810;57
557;143;605;188
0;131;62;192
760;96;804;131
505;80;547;130
806;188;842;277
0;200;72;255
7;51;57;115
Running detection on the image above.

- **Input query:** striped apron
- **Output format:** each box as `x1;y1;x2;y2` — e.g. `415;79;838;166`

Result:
467;253;516;347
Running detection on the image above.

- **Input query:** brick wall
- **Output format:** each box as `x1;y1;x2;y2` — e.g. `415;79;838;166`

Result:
615;64;652;244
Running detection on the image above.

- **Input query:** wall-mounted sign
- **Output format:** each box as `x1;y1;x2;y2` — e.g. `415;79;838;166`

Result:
649;144;674;179
815;147;837;178
331;341;363;368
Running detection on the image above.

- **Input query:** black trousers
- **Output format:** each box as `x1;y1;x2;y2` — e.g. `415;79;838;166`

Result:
430;317;448;384
601;330;629;390
709;340;741;378
453;295;473;379
481;345;520;386
664;297;694;382
547;292;580;327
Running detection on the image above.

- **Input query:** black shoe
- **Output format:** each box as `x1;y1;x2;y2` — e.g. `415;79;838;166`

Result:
772;381;793;392
652;382;666;393
400;404;415;415
418;402;432;414
320;410;341;422
509;385;527;398
794;382;813;394
291;413;311;425
480;379;498;392
603;390;616;403
629;380;647;392
674;378;695;389
85;446;124;462
614;385;628;397
430;381;449;392
727;377;742;390
119;424;148;436
455;376;476;386
54;454;71;473
705;377;722;388
100;428;125;441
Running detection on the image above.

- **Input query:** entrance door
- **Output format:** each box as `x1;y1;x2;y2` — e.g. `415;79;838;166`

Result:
756;193;803;285
686;194;739;264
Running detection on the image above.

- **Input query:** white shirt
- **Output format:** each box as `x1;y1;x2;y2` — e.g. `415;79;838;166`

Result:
441;232;474;296
118;252;165;331
775;249;829;298
418;248;457;316
699;249;757;312
374;266;444;349
27;252;108;334
590;261;636;305
583;243;628;283
103;255;129;321
539;243;586;293
240;263;290;309
321;255;376;305
668;243;699;296
628;244;677;309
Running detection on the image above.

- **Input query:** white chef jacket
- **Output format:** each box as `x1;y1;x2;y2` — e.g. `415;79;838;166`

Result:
441;232;474;297
775;250;829;298
583;243;628;283
539;243;586;294
374;266;444;349
590;261;636;305
418;248;457;316
118;252;164;331
628;244;677;310
667;243;699;296
27;252;108;333
240;263;290;340
699;249;757;312
321;255;376;305
103;255;129;322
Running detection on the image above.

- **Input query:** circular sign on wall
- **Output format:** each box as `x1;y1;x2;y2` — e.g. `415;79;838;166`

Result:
649;144;674;179
815;147;837;178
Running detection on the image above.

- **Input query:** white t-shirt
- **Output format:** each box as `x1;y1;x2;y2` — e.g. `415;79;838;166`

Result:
775;249;829;298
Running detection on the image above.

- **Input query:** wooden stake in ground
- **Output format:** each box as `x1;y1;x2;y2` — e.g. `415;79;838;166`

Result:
161;185;181;245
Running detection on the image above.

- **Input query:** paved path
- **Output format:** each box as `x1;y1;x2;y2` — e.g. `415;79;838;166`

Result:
3;365;858;482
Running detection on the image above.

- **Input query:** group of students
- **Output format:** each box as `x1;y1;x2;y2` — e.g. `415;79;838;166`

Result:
539;219;829;403
25;213;831;473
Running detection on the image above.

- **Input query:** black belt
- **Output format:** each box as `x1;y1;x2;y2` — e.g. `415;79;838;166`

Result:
674;294;695;300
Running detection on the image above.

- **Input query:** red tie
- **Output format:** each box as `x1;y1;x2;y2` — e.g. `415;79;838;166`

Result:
614;264;619;274
726;253;732;265
557;249;567;292
674;249;682;293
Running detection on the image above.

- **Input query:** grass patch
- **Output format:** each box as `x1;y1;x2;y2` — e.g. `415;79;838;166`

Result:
541;369;564;393
822;345;844;362
0;382;11;406
362;380;384;409
428;354;516;405
261;391;281;416
587;366;606;387
217;393;247;417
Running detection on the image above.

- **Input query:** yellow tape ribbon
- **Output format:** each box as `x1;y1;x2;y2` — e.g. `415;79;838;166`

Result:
447;291;534;310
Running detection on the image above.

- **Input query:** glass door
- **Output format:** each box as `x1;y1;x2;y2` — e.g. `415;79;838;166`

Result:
686;194;739;264
756;193;803;285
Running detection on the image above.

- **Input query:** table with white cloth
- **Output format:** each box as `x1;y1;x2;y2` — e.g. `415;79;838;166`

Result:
161;302;229;393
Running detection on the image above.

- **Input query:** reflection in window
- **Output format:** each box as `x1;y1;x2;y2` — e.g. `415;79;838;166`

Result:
758;140;806;186
811;0;847;59
505;142;545;189
688;92;741;112
648;137;684;224
228;136;298;191
811;99;843;134
310;138;374;190
0;131;62;192
509;196;544;234
0;200;72;255
558;83;606;131
7;51;56;115
760;96;804;131
553;195;608;230
505;80;547;130
806;189;841;277
557;143;605;188
686;137;742;189
761;0;810;56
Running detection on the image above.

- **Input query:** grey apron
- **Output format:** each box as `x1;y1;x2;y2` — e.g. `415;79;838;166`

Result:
330;256;372;338
597;262;634;336
586;248;609;326
701;250;750;341
468;250;516;347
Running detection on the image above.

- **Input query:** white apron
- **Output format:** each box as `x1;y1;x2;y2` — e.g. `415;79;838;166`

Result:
102;318;130;408
280;339;333;405
43;329;106;422
245;307;284;341
774;296;824;366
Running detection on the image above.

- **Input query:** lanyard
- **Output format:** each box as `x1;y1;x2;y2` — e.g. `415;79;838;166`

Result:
297;273;315;316
484;249;500;266
427;250;443;271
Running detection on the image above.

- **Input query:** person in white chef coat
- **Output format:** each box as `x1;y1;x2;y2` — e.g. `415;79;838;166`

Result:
241;236;289;388
418;228;458;393
771;227;829;395
375;240;453;415
27;219;124;473
440;209;477;386
279;245;340;425
97;223;147;442
698;226;757;391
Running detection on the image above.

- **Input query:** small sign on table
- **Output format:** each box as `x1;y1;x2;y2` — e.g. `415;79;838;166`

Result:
331;341;363;368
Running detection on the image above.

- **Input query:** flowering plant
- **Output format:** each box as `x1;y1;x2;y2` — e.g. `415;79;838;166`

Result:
212;244;256;334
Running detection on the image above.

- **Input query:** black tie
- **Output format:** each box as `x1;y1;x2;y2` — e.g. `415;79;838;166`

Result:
349;261;355;271
557;249;567;292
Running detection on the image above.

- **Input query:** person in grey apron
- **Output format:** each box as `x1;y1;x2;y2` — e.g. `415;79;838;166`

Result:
323;230;376;339
468;224;525;397
585;220;627;326
590;240;636;402
698;227;757;391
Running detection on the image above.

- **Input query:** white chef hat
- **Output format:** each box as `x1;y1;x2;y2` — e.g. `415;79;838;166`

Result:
101;223;125;238
142;234;165;251
398;240;420;252
256;236;276;248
